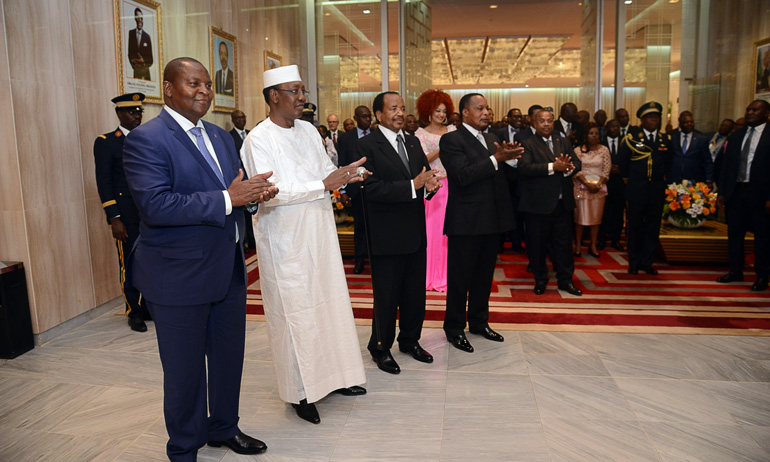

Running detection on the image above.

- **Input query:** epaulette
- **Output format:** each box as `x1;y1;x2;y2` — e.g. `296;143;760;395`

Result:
97;135;107;140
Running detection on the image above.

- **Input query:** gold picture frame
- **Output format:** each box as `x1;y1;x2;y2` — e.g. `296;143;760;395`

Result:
265;51;282;71
753;37;770;100
210;27;238;113
113;0;163;104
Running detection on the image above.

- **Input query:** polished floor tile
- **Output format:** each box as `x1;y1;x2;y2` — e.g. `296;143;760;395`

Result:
1;310;769;461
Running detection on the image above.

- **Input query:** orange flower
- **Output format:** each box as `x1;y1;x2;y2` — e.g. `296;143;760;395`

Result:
682;194;691;203
333;190;341;198
335;202;344;210
703;208;710;216
669;202;680;211
710;206;716;213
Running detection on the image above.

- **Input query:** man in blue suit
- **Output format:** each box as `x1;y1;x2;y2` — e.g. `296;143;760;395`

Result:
123;57;276;461
668;111;714;184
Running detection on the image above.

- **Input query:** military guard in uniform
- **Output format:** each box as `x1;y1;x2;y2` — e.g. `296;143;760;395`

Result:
94;93;151;332
618;101;673;275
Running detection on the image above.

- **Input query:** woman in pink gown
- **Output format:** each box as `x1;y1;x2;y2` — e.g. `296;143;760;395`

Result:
415;90;455;292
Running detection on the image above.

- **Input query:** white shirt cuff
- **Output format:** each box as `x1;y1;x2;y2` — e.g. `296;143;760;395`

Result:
309;180;327;198
505;158;518;167
410;180;417;199
548;162;554;175
490;155;499;170
223;191;232;215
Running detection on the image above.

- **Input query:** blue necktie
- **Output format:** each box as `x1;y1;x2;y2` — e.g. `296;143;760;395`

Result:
682;134;688;153
189;127;226;187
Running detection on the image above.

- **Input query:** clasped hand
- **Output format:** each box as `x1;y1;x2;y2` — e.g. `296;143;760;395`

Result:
414;167;446;194
493;141;524;162
553;154;575;173
323;157;371;191
228;169;278;206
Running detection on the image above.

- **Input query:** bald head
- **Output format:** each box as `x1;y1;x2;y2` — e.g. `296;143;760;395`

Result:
164;57;205;82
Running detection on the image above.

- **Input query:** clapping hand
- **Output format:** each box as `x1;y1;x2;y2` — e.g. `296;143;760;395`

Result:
553;154;575;173
228;169;278;206
323;157;371;191
425;171;447;194
493;141;524;163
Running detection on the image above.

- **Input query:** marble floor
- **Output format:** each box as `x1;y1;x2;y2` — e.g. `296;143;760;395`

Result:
1;310;770;462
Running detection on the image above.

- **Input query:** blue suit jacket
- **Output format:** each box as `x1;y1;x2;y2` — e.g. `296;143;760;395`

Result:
668;130;714;183
123;109;246;306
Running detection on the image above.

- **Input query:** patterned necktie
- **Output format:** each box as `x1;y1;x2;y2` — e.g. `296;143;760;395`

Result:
240;130;245;140
396;134;410;172
332;132;337;143
737;127;755;182
547;138;554;155
682;133;689;153
189;127;225;187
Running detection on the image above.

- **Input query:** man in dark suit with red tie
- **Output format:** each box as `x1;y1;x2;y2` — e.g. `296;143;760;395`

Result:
519;108;582;296
440;93;522;353
123;58;275;461
359;91;443;374
717;100;770;291
337;105;373;273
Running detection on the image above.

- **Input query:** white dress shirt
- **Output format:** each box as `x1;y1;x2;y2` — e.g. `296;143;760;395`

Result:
741;122;766;182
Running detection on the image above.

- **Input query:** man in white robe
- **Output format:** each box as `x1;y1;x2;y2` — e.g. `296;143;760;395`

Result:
241;65;368;425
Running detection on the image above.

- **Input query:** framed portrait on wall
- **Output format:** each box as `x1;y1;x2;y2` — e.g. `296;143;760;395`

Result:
265;51;281;71
113;0;163;104
210;27;238;113
753;37;770;101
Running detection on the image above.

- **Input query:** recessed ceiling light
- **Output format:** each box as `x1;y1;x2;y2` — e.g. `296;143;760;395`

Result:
624;0;632;4
578;2;583;5
489;4;498;8
363;9;371;14
525;84;529;88
324;12;330;16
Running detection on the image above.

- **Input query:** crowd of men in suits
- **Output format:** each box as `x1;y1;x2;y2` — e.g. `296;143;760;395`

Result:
92;51;768;458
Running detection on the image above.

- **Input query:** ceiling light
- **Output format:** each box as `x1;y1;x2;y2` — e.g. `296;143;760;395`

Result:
324;12;330;16
668;0;678;2
525;84;529;88
363;9;371;14
624;0;632;4
489;4;498;8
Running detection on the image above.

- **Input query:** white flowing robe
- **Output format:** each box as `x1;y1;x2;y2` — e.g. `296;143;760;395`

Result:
241;118;366;404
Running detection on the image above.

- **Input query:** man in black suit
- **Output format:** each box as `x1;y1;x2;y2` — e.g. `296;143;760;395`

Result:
615;107;632;139
494;108;526;253
215;42;234;96
440;93;522;353
554;102;584;147
716;100;770;291
337;105;373;273
127;8;153;81
519;108;583;296
618;101;673;275
594;109;608;142
326;113;341;151
517;104;544;143
668;111;714;184
597;119;626;251
229;110;255;252
94;93;151;332
359;92;443;373
229;110;248;152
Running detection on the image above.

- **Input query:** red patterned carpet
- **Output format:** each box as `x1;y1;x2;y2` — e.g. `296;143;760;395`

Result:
245;248;770;335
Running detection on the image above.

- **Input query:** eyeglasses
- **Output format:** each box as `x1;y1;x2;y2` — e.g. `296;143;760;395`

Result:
275;88;310;97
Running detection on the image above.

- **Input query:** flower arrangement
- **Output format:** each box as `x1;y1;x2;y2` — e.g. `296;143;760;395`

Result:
330;190;350;219
663;180;717;227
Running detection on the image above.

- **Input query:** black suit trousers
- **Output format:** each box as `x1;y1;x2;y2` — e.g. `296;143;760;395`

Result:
626;196;664;268
367;248;426;353
443;233;499;336
117;222;147;318
727;184;770;278
352;197;368;263
524;203;575;285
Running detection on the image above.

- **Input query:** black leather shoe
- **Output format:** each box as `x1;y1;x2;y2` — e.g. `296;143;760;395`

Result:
372;352;401;374
398;344;434;363
612;242;625;251
353;261;364;274
751;278;768;292
558;283;583;296
291;399;320;424
716;272;744;283
628;266;638;275
642;266;659;275
589;250;601;258
470;326;504;342
208;432;267;454
447;333;474;353
334;386;367;396
128;317;147;332
534;282;547;295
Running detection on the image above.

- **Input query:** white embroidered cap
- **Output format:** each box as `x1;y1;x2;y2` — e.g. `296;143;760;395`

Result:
263;65;302;89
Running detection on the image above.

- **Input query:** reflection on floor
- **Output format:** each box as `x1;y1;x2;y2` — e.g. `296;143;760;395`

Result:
1;310;769;461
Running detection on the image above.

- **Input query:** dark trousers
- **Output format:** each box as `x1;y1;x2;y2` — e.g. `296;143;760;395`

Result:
368;248;426;353
147;245;246;462
352;196;368;264
444;233;499;337
626;196;664;268
727;184;770;278
598;177;626;244
524;203;575;286
243;210;256;250
117;222;148;319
